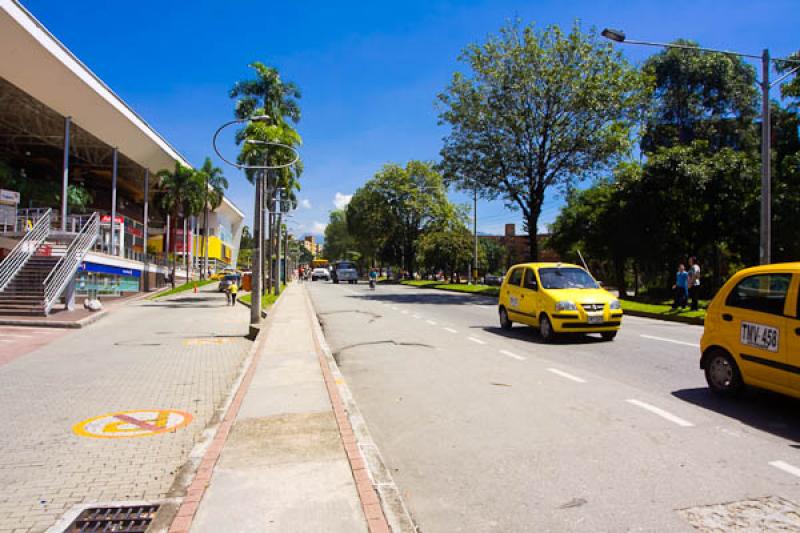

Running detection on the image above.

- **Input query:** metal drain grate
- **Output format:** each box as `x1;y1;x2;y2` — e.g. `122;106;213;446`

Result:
65;505;160;532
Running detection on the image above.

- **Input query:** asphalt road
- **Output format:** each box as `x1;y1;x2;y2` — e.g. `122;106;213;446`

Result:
309;280;800;533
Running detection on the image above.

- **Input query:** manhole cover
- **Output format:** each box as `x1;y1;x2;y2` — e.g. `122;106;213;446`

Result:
65;504;159;532
678;496;800;531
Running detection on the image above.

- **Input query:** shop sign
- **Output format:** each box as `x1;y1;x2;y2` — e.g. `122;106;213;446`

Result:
0;189;20;205
79;261;141;278
100;215;124;224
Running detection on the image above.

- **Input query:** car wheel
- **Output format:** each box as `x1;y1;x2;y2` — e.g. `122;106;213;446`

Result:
499;307;512;330
704;349;743;396
539;314;555;342
601;331;617;341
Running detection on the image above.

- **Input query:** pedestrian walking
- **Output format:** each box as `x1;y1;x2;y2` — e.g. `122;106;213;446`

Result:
672;263;689;309
224;284;232;305
229;279;238;306
688;256;701;311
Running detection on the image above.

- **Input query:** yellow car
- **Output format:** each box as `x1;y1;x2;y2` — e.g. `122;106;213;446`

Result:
498;262;623;342
700;262;800;397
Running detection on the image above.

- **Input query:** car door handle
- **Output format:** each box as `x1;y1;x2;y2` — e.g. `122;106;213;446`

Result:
722;313;733;322
520;294;524;299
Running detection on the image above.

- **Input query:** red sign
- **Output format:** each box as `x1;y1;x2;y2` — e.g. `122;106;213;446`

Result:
100;215;124;224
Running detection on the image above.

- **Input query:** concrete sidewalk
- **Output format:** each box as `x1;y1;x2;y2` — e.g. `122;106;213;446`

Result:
178;283;382;532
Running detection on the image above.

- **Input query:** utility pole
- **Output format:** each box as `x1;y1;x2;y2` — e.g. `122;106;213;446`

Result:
472;186;478;284
275;188;282;297
250;171;262;324
760;49;771;265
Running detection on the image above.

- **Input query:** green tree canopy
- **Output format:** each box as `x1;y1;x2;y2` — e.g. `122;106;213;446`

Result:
438;20;646;260
324;209;357;262
641;40;759;152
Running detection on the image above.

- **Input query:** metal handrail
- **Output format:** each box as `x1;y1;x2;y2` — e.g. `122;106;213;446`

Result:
0;208;51;292
42;212;99;315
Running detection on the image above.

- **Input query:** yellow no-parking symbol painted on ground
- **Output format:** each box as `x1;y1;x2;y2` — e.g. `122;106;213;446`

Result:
73;409;193;439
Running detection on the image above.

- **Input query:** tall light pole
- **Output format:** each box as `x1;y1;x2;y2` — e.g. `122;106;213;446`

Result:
601;28;800;265
212;116;299;325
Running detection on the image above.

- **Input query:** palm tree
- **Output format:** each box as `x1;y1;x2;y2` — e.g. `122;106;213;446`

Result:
230;62;303;293
156;163;205;287
197;157;228;279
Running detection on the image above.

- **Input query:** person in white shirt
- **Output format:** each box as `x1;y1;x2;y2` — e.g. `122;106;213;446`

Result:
688;256;701;311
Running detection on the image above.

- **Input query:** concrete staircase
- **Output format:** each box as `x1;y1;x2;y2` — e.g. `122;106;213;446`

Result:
0;246;59;315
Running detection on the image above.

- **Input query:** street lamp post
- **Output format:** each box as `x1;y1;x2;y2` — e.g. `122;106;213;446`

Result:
212;116;299;325
601;28;800;265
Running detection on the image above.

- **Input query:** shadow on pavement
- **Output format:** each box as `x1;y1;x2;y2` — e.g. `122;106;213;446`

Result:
478;325;608;345
672;387;800;444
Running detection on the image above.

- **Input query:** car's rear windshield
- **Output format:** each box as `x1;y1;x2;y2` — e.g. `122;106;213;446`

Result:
538;267;598;289
337;262;356;270
223;275;239;281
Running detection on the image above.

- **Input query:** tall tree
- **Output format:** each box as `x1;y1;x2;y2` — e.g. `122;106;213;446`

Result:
438;21;645;260
347;161;448;274
640;40;759;152
156;163;205;287
196;157;228;278
230;61;303;293
324;209;357;262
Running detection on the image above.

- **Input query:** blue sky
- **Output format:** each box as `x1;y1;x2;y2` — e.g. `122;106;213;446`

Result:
22;0;800;239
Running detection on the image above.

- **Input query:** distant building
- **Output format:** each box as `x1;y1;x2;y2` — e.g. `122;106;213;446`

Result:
480;224;559;270
303;235;315;255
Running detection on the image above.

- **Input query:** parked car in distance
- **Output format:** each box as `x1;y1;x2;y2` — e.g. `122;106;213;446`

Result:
700;262;800;398
484;273;504;286
218;273;241;292
331;261;359;284
498;262;622;342
311;267;331;281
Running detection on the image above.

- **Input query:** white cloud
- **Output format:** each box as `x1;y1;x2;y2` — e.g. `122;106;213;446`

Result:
333;192;352;210
312;222;327;234
299;198;312;209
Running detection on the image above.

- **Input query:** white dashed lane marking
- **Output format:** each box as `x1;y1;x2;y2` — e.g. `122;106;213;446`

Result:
467;336;486;345
640;334;698;348
769;460;800;478
626;399;694;427
499;349;525;361
426;320;437;326
444;328;457;334
401;310;409;315
413;314;421;319
547;368;586;383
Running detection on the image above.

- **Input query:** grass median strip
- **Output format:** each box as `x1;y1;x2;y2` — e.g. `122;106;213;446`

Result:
620;299;706;321
148;279;215;299
401;280;500;297
239;284;286;310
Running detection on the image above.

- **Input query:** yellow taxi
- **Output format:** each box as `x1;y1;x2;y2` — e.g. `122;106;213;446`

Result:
700;262;800;397
498;262;623;342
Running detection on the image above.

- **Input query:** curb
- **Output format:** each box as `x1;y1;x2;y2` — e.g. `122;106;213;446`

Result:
304;287;417;533
163;289;289;533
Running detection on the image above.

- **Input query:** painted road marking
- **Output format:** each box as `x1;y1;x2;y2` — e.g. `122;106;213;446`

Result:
640;334;698;348
547;368;586;383
401;310;409;315
0;339;13;343
413;314;421;319
184;338;231;346
467;336;486;345
391;306;398;311
444;327;458;333
73;409;193;439
0;334;33;338
426;320;437;325
769;460;800;478
626;399;694;427
500;349;525;361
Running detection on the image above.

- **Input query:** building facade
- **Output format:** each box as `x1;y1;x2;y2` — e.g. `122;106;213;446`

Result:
0;0;244;306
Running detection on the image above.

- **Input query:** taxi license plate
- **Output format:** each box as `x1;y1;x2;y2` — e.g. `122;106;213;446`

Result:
740;321;779;353
587;314;603;325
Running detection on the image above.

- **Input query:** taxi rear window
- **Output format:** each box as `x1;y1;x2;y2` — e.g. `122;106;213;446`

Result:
725;273;791;316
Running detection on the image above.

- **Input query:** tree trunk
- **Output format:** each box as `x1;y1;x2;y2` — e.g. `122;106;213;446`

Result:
203;205;209;279
614;256;627;297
